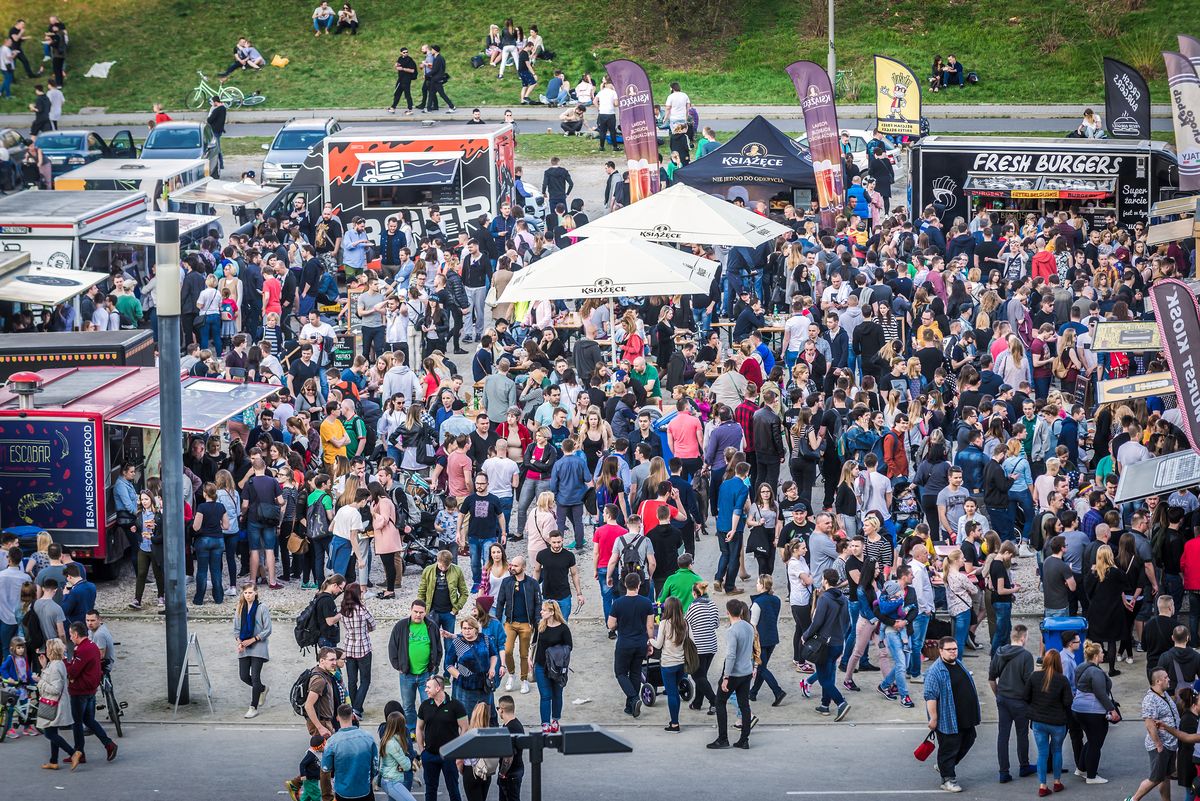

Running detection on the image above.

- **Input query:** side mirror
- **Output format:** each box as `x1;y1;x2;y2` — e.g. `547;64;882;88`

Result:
261;143;270;151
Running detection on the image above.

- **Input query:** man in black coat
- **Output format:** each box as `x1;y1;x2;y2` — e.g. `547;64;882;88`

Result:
425;44;455;113
852;304;886;384
206;96;228;171
867;145;894;213
750;389;785;492
180;255;207;348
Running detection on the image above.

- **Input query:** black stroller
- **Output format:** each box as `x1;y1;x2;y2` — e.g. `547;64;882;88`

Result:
639;645;695;707
402;510;441;574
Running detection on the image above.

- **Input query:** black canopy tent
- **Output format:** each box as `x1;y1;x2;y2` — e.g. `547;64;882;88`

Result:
674;115;817;210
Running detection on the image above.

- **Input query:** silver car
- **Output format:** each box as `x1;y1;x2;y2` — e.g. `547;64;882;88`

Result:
261;118;341;186
141;121;221;177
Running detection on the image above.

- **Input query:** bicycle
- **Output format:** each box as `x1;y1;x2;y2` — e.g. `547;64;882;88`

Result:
0;679;37;741
185;71;267;110
94;667;125;738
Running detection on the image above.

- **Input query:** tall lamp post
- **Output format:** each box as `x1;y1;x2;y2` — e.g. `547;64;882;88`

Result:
155;217;189;705
827;0;836;85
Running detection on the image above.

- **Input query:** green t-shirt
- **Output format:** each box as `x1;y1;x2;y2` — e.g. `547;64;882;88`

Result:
306;490;334;512
408;624;432;675
631;364;661;398
114;294;143;326
344;415;368;457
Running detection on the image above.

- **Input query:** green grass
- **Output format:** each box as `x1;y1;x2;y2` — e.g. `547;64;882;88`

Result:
20;0;1191;113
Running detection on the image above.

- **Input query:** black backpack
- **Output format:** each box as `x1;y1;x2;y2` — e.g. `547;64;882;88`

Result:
305;493;332;542
290;666;333;717
294;595;324;650
544;644;572;687
616;534;648;584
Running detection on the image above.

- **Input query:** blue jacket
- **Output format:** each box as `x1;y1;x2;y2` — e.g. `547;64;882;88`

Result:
61;580;97;626
321;725;379;799
549;451;590;505
846;184;869;218
954;444;988;493
716;476;749;532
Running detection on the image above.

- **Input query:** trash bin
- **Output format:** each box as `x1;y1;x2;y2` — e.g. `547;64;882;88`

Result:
651;410;677;463
1041;616;1087;652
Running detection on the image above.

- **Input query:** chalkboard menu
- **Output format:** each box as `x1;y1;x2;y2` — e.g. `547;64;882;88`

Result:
331;331;358;371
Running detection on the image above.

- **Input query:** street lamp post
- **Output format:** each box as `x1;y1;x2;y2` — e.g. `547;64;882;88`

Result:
155;217;189;705
827;0;836;85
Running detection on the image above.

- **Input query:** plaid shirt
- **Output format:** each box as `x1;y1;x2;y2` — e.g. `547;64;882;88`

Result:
734;399;758;453
341;606;376;660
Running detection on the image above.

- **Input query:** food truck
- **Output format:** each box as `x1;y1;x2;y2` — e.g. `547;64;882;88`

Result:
0;367;279;570
54;158;211;211
0;331;155;381
910;136;1182;228
265;123;517;239
0;191;148;271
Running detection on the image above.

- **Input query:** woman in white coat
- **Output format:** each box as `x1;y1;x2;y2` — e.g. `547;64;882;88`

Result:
233;583;273;719
37;638;79;770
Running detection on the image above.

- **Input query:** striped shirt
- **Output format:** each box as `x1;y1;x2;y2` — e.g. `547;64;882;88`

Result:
685;595;720;655
341;606;376;660
864;534;894;571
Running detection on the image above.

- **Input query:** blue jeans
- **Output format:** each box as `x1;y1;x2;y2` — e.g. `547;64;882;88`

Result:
468;537;496;586
907;612;930;677
953;609;971;656
1032;721;1066;784
383;777;418;801
991;602;1013;653
1008;488;1035;540
709;465;726;518
989;504;1015;543
715;530;743;590
1034;376;1051;400
661;663;685;724
555;504;585;548
596;568;614;620
841;600;861;668
421;751;462;801
71;694;113;754
494;496;513;533
0;68;12;98
314;16;334;32
193;536;225;604
0;621;17;660
692;306;711;334
199;312;221;351
399;670;431;734
248;520;278;552
433;611;456;671
223;532;241;587
534;664;564;724
882;627;910;699
552;595;573;621
815;643;845;706
327;536;353;576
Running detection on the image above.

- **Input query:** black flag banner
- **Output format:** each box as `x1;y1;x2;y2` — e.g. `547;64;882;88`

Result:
1151;278;1200;453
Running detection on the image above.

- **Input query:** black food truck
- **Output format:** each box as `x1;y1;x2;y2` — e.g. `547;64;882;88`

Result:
910;136;1181;229
0;330;155;381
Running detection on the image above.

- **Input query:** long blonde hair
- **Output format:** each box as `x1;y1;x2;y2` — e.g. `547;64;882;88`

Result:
235;582;260;618
645;457;669;494
538;599;566;633
941;548;964;585
535;490;556;514
1094;544;1115;582
1008;336;1025;367
337;475;361;508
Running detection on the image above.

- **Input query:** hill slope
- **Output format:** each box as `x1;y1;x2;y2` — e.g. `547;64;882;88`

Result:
0;0;1194;113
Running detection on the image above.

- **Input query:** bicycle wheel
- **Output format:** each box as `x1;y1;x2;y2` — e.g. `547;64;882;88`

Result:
240;93;266;106
185;88;207;111
0;703;12;741
220;86;245;108
103;681;123;738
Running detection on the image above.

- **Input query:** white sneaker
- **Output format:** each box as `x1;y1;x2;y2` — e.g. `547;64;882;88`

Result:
260;686;269;707
521;680;531;694
504;675;515;691
226;586;237;596
939;780;963;793
1085;776;1108;785
244;706;259;719
1073;769;1086;779
1125;656;1135;665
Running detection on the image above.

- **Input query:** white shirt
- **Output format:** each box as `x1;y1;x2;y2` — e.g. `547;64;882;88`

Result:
0;46;13;71
596;86;617;115
909;558;935;613
664;91;691;124
47;88;65;120
331;504;364;541
821;283;850;307
300;321;336;354
787;556;811;606
782;314;808;353
482;456;520;499
575;82;594;103
1116;439;1150;470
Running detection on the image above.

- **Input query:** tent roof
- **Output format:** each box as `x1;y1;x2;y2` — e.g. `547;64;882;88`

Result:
674;115;815;189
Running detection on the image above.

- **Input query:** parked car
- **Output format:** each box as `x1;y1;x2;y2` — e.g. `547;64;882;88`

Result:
141;121;221;177
795;128;899;172
33;129;137;177
261;117;341;187
0;128;31;191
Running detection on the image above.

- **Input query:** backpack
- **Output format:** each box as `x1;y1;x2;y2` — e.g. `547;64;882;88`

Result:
290;666;331;717
305;493;332;542
470;54;486;69
615;534;648;584
544;643;572;687
294;595;324;650
316;271;340;305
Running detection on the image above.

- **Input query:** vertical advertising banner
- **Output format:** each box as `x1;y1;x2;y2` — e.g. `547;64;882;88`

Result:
873;55;922;137
785;61;844;229
1150;277;1200;454
1164;51;1200;191
605;59;660;203
1102;58;1151;139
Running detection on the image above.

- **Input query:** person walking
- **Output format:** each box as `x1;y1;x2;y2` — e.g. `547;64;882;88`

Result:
417;551;468;673
749;574;787;707
233;582;272;719
802;569;850;721
1072;640;1120;784
340;582;376;720
532;599;571;732
685;580;719;714
35;638;78;770
925;636;981;793
388;600;443;736
1024;649;1073;796
608;573;654;718
1124;667;1180;801
649;595;687;732
447;615;496;717
708;598;757;749
416;675;468;801
989;623;1035;783
496;555;540;695
65;622;116;764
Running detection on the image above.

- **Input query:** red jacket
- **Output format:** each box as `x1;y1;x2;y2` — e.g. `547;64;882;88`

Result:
66;637;103;696
494;421;532;455
1182;537;1200;591
1031;250;1056;282
882;429;909;478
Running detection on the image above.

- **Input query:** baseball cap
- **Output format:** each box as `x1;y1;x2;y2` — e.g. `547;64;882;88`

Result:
451;399;466;411
999;384;1013;394
787;502;809;514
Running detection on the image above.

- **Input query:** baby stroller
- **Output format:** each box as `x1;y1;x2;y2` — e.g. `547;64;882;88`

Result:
402;510;441;574
890;479;922;538
639;645;694;708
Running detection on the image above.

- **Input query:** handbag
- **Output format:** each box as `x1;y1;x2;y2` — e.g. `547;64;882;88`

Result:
287;531;310;555
913;731;936;761
256;501;283;525
36;694;58;725
682;634;699;674
473;757;498;780
799;634;830;665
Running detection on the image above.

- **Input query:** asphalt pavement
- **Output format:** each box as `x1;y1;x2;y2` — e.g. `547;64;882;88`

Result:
0;718;1155;799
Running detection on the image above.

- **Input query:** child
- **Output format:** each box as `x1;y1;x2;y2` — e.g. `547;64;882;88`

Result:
219;288;239;349
435;497;460;552
877;580;912;650
286;734;325;801
0;636;38;738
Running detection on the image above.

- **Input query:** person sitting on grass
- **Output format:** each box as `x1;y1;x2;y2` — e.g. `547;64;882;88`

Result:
312;1;335;35
940;54;965;88
541;70;570;107
219;38;265;81
334;4;358;35
558;106;586;136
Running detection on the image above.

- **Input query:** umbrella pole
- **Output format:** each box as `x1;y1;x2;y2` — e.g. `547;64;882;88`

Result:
609;296;617;367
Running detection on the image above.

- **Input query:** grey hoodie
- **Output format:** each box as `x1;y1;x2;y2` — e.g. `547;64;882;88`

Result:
382;365;421;405
988;643;1034;698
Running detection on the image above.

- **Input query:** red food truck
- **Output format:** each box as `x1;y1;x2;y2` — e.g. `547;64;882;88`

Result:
0;367;279;571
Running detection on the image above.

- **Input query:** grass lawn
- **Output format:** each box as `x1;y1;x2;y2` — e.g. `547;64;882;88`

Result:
27;0;1191;113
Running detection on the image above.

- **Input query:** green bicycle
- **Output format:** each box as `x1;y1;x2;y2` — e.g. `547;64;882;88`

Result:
185;70;266;110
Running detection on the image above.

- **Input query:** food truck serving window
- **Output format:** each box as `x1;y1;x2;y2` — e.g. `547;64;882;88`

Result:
963;172;1116;200
359;158;462;209
109;378;281;433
